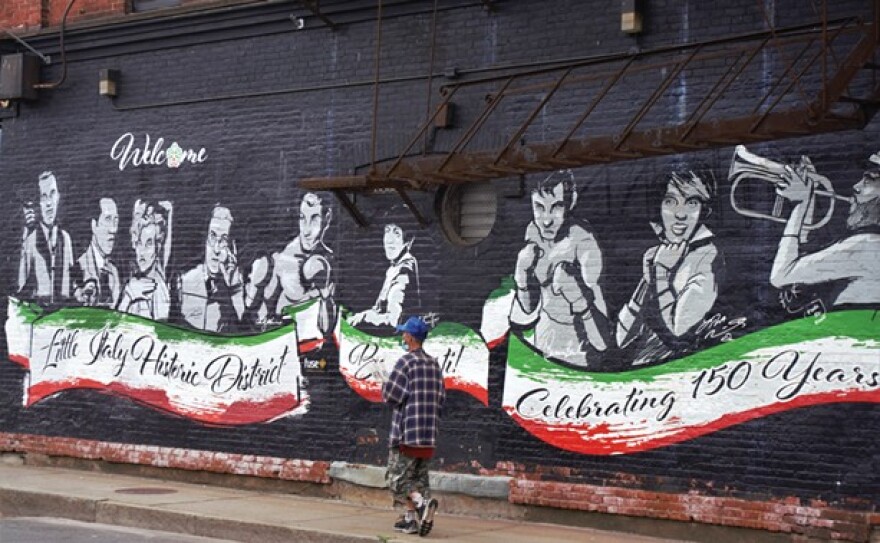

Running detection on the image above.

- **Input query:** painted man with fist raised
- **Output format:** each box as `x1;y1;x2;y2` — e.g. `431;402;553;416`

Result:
510;170;610;368
259;192;337;343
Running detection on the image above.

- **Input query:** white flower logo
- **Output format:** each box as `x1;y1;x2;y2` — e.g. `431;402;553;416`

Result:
166;142;184;169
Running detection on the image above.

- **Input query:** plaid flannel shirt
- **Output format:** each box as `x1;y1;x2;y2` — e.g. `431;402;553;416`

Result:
382;348;445;448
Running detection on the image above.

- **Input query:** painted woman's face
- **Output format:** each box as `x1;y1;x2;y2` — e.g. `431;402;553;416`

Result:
134;223;158;273
661;184;703;243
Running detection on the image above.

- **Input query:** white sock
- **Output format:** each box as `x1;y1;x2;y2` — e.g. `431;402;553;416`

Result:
410;492;424;508
404;510;416;522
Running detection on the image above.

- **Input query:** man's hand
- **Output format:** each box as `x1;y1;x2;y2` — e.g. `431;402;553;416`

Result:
642;246;658;282
22;203;37;232
514;243;542;289
76;279;98;305
348;310;367;326
372;359;390;382
249;256;270;288
551;261;591;314
776;165;815;205
158;200;173;214
125;277;156;301
653;241;687;272
222;240;241;288
303;254;333;298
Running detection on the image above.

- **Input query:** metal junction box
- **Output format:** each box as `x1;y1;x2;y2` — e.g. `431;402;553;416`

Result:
0;53;41;101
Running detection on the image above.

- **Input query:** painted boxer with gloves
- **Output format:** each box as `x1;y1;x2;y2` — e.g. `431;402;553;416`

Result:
511;169;610;368
258;192;337;335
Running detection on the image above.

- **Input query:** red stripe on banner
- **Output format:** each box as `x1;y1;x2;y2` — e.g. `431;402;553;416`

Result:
485;336;507;351
26;379;305;425
446;376;489;406
507;388;880;455
339;366;383;402
299;338;325;353
8;355;30;369
340;366;489;406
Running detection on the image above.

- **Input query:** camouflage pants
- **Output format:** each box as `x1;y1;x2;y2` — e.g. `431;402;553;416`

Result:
386;448;431;508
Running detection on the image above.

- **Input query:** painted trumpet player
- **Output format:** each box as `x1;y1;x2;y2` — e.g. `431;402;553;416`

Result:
729;146;880;307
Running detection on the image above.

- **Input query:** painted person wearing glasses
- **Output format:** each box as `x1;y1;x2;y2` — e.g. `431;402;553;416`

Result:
178;205;244;332
617;171;722;366
382;316;444;537
769;152;880;306
118;200;173;321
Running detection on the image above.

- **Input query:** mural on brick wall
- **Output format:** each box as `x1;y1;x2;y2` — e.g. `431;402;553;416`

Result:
616;170;722;367
4;168;328;424
493;147;879;454
339;222;489;405
4;140;490;423
118;199;172;321
347;223;420;328
3;139;876;447
18;171;75;304
255;191;337;351
509;169;612;368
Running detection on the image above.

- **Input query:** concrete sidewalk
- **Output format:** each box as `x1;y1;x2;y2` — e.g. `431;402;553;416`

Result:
0;462;690;543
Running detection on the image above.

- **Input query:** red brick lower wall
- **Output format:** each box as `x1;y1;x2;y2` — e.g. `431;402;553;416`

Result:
0;432;330;483
2;431;877;541
509;479;879;543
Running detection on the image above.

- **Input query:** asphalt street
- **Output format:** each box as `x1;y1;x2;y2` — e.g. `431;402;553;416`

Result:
0;517;236;543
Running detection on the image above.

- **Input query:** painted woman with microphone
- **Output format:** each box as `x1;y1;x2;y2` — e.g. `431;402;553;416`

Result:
617;171;722;366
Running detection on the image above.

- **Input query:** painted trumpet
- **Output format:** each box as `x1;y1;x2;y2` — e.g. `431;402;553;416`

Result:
728;145;852;230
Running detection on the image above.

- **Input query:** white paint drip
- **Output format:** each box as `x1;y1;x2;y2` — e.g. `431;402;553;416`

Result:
677;1;689;123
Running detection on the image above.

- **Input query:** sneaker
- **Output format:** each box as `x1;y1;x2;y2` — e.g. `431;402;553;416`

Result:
418;498;438;537
394;519;419;534
393;516;409;531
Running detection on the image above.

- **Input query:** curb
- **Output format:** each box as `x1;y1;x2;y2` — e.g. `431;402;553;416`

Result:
0;488;379;543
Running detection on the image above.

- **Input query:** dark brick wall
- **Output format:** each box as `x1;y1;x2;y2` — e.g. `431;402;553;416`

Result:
0;0;877;524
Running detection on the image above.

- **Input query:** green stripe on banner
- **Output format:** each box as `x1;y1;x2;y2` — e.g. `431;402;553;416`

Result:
508;310;879;384
487;276;515;301
338;311;399;349
10;298;314;347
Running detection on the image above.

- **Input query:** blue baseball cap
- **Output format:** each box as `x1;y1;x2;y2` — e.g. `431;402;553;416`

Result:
395;316;429;341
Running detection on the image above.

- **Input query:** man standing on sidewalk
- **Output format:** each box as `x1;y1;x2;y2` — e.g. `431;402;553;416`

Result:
382;316;445;536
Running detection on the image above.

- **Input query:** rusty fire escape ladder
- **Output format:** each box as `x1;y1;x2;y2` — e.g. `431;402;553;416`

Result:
813;24;880;117
676;42;767;147
300;10;880;199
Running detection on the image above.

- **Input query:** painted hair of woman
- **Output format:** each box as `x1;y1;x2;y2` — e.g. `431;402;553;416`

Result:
130;199;170;274
662;169;716;220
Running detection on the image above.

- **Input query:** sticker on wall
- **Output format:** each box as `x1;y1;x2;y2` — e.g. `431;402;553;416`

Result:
338;312;489;405
5;297;309;425
502;310;879;455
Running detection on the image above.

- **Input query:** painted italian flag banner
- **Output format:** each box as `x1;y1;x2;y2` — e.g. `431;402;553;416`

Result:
503;310;879;455
337;311;489;405
5;297;309;425
480;277;515;350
